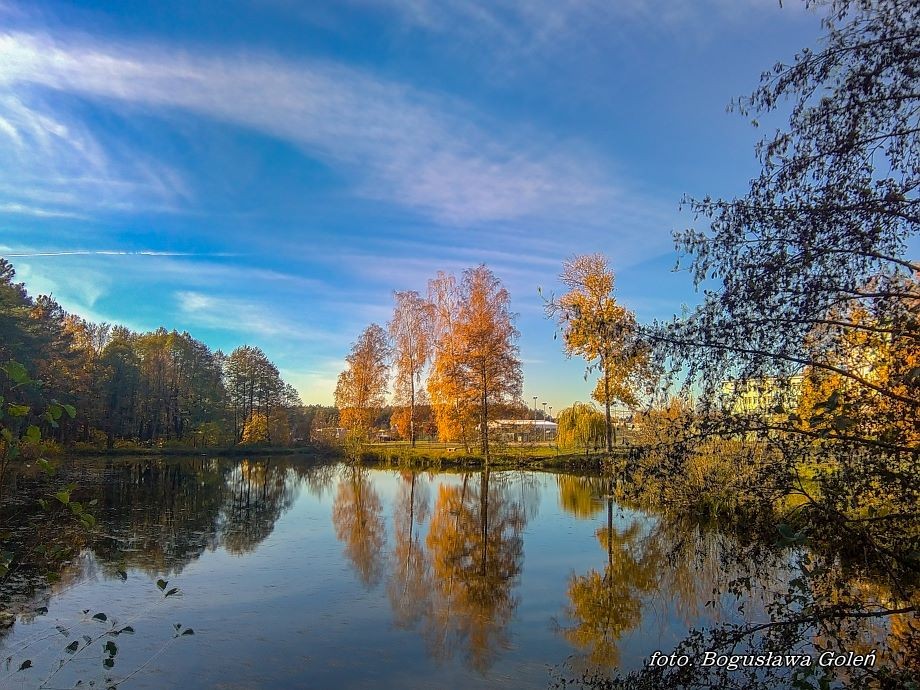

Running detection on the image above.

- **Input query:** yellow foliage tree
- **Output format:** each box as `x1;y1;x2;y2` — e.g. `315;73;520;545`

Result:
546;254;649;452
555;402;606;456
448;265;523;461
427;271;474;447
241;411;268;444
335;324;390;438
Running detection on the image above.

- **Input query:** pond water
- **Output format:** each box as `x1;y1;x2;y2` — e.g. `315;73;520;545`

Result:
0;456;890;688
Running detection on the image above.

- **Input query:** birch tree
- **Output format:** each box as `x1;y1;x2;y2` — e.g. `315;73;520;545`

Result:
388;291;433;447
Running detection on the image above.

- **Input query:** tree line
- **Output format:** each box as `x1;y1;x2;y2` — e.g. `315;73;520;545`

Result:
0;258;317;449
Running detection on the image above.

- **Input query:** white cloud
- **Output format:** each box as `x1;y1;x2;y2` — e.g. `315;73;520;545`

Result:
15;259;112;309
351;0;797;51
175;290;342;344
0;30;633;226
0;202;86;218
0;91;188;217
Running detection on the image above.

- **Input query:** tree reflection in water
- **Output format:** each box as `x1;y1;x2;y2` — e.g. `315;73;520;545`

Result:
332;465;387;588
556;475;607;521
221;459;298;554
22;457;325;580
558;483;660;668
388;470;432;628
423;469;527;673
331;468;534;673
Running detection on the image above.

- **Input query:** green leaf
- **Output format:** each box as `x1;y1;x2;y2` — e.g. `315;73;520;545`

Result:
5;361;29;385
62;404;76;419
54;490;71;505
80;514;96;529
165;587;179;598
7;404;29;417
37;458;53;474
157;579;168;591
117;625;134;635
103;657;114;669
25;425;40;442
104;640;117;656
181;628;194;636
18;659;32;671
65;640;79;653
92;612;107;622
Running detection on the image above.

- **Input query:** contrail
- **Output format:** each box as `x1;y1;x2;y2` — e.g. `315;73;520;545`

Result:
2;250;237;257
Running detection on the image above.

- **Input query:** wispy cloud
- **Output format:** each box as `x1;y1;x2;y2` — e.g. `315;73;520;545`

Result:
351;0;796;52
0;30;633;226
0;91;188;217
0;201;87;218
2;249;211;257
175;290;342;344
15;259;112;309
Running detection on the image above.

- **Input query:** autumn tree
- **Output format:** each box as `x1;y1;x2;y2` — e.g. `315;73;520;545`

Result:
0;256;301;450
452;266;523;461
546;254;648;451
335;324;390;437
427;271;473;447
241;411;269;444
388;291;433;447
555;402;606;457
225;345;285;443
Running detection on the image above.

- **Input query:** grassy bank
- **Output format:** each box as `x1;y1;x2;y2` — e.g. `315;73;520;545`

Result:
354;441;634;471
58;442;341;458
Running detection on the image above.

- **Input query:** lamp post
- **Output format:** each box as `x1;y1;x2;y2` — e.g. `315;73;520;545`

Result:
548;406;553;446
532;396;538;443
542;402;547;442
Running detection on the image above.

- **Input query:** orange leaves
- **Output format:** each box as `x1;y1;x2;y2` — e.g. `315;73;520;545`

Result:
335;324;390;434
427;266;522;455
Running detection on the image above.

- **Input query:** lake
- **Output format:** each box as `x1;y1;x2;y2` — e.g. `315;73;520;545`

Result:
0;456;897;688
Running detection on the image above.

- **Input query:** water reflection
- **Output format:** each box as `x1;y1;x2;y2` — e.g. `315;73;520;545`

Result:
558;485;659;667
388;471;431;628
332;465;387;588
87;458;305;573
222;460;298;554
2;458;909;688
422;469;527;672
556;474;607;520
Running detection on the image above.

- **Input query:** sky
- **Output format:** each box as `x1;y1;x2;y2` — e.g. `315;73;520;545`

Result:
0;0;826;409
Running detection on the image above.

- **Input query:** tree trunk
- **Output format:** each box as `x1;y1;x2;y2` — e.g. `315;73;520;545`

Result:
604;363;613;453
410;373;416;448
481;377;489;463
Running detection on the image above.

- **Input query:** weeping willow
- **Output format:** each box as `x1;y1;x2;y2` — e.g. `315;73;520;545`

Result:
556;402;605;455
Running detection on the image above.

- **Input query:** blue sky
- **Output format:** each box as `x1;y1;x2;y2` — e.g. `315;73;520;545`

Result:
0;0;824;408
